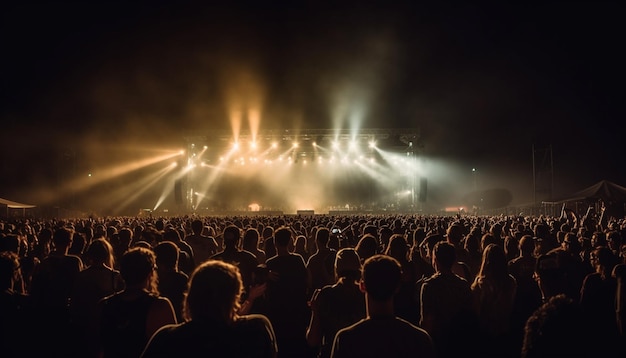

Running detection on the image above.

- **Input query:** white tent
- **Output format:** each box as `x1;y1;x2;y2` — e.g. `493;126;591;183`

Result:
0;197;36;217
0;197;36;209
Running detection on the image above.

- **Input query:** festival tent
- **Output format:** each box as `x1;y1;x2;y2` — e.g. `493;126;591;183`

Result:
544;180;626;218
0;197;36;208
556;180;626;203
0;197;36;216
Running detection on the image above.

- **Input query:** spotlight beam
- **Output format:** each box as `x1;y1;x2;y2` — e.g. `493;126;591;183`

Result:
111;164;176;215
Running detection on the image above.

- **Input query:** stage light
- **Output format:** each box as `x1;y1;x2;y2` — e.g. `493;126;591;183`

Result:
313;142;317;147
251;141;258;149
368;140;376;149
203;145;208;149
271;142;277;149
332;141;339;149
232;142;240;151
179;150;185;155
293;142;299;148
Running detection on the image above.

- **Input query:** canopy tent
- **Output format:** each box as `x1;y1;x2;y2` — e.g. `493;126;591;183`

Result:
553;180;626;204
543;180;626;218
0;197;36;217
0;197;36;209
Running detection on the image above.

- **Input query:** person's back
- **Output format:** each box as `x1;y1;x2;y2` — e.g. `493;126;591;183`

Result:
556;232;593;301
522;294;591;358
508;235;543;351
331;255;434;358
98;247;176;358
141;316;276;357
471;244;518;356
29;227;83;356
72;239;123;314
184;219;218;266
420;241;477;358
31;252;83;309
265;227;310;358
385;234;420;325
141;260;277;358
0;251;32;358
163;228;195;275
30;228;83;310
243;227;267;264
579;246;619;357
153;241;189;322
100;290;161;358
307;248;366;358
307;228;336;293
211;226;259;295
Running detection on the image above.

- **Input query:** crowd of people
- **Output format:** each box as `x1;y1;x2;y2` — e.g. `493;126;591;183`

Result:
1;208;626;357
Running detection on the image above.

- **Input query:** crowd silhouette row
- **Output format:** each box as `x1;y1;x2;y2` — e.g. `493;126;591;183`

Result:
1;208;626;357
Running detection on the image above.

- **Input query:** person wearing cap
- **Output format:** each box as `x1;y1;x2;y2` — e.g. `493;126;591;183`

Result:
307;248;365;358
331;254;434;358
549;232;592;302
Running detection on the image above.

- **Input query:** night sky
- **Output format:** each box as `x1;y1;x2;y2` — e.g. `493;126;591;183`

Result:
1;1;624;212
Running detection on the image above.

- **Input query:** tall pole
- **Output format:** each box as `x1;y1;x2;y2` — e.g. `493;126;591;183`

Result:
549;144;554;202
532;144;536;214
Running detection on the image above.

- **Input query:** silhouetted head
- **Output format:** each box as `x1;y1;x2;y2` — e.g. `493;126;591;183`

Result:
184;260;243;323
361;254;401;302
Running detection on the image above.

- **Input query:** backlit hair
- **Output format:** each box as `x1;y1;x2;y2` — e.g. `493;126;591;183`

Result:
183;260;243;323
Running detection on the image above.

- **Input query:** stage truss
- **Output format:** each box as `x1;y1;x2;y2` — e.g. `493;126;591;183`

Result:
181;128;423;213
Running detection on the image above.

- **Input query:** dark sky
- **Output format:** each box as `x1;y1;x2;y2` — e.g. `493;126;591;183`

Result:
1;1;624;210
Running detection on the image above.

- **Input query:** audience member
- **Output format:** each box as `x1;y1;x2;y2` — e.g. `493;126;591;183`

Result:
331;254;434;358
307;228;336;294
579;246;620;357
420;241;477;358
29;226;84;356
243;227;267;264
71;238;124;358
98;247;177;358
266;226;311;358
140;260;277;358
211;225;259;298
307;248;365;358
0;251;31;358
385;234;420;325
153;241;189;322
471;243;517;357
508;234;543;351
183;219;218;266
522;294;591;358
